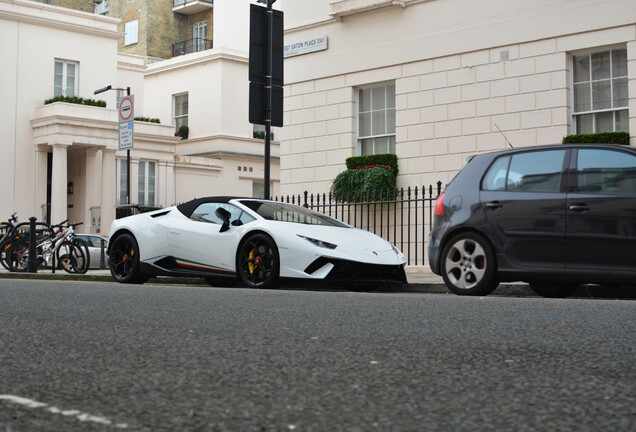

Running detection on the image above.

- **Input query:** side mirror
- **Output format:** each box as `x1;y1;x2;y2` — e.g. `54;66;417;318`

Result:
215;208;232;232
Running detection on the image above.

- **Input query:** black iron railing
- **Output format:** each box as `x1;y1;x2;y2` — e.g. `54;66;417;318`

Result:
275;182;443;266
173;0;212;7
172;38;213;57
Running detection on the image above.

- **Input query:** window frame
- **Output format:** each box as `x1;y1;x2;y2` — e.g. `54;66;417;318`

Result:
138;160;157;206
54;59;79;98
124;19;138;46
571;46;628;134
174;93;189;131
193;20;207;51
356;82;396;156
115;158;128;205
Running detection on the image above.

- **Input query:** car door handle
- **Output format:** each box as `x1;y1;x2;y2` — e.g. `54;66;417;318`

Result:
485;201;503;209
569;204;589;212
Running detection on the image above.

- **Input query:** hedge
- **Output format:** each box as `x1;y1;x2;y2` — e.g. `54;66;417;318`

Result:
44;96;106;107
562;132;630;145
330;166;397;202
134;117;161;124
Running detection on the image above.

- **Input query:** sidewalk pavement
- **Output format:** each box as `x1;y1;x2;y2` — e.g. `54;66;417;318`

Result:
0;266;633;298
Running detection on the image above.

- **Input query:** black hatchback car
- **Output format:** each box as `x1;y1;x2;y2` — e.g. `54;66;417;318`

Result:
428;144;636;297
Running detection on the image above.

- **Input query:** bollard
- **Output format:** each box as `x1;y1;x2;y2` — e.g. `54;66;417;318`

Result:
27;216;37;273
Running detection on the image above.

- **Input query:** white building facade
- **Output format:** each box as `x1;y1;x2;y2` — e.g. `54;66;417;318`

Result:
278;0;636;195
1;0;279;234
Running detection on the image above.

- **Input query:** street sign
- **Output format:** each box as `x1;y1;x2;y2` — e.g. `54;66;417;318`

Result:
119;121;134;150
249;4;283;87
118;95;134;150
249;3;284;127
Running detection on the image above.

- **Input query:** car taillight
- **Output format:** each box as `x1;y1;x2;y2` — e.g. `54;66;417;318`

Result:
434;193;445;216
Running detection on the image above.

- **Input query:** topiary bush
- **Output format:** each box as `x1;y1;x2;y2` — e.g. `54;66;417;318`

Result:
562;132;630;145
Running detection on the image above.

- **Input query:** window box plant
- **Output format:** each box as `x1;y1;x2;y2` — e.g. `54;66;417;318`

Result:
175;125;189;139
331;154;399;202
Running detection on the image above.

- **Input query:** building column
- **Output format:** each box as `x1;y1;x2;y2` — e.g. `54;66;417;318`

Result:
34;146;49;223
50;143;70;225
101;148;116;235
85;148;102;233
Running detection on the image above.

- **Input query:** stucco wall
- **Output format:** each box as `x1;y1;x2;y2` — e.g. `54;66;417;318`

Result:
0;0;120;221
279;0;636;196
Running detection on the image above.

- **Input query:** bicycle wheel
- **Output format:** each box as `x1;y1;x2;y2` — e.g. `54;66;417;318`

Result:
57;239;89;274
7;238;30;272
0;240;12;271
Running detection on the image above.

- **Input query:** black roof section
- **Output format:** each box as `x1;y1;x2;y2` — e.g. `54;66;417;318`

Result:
176;196;252;218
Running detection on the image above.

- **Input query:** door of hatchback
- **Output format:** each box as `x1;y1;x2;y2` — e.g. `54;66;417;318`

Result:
566;146;636;273
480;148;570;270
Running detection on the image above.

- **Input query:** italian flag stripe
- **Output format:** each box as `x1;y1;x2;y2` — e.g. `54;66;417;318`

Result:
175;258;232;273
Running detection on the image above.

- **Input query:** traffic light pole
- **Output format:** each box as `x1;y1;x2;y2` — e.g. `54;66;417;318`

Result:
264;0;275;200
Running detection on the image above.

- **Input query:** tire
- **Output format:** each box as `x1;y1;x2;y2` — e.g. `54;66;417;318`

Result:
530;282;579;298
108;233;148;284
0;241;12;271
236;233;280;289
440;232;499;296
57;240;89;274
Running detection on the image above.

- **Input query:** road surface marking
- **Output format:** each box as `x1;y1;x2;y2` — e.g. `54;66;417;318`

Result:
0;395;127;428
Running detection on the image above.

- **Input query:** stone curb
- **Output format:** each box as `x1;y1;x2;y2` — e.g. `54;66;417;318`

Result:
0;272;633;299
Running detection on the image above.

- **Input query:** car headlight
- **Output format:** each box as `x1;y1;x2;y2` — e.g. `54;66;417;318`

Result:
297;235;337;250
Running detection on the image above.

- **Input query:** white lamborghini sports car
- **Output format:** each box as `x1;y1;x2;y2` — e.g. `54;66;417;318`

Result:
107;197;408;288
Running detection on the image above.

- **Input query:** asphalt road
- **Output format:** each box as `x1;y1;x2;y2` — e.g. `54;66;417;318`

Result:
1;279;635;431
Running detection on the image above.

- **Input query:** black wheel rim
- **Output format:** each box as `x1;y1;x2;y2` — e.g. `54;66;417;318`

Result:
110;236;135;280
238;235;276;287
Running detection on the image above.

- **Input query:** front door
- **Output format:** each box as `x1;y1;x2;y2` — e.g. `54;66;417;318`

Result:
566;147;636;271
480;149;569;269
166;202;244;274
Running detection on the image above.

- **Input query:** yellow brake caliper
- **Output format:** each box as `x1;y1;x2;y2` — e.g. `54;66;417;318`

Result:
248;249;255;274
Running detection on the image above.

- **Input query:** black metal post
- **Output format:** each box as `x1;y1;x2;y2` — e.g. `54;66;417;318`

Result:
126;86;131;204
27;217;37;273
263;0;274;200
100;239;106;269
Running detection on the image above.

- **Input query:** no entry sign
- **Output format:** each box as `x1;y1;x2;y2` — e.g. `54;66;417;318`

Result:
118;96;134;123
118;95;134;150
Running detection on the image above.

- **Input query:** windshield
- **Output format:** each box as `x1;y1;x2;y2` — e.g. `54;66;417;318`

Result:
240;201;351;228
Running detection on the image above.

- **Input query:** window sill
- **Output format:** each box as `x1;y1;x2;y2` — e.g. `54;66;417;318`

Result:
330;0;417;19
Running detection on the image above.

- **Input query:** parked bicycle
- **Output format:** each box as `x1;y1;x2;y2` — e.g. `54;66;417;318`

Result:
0;212;19;271
7;220;90;274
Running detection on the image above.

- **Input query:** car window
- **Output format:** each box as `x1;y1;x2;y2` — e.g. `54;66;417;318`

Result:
79;235;103;248
482;156;510;191
576;148;636;195
241;200;351;227
506;150;566;193
89;237;104;248
190;203;254;226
